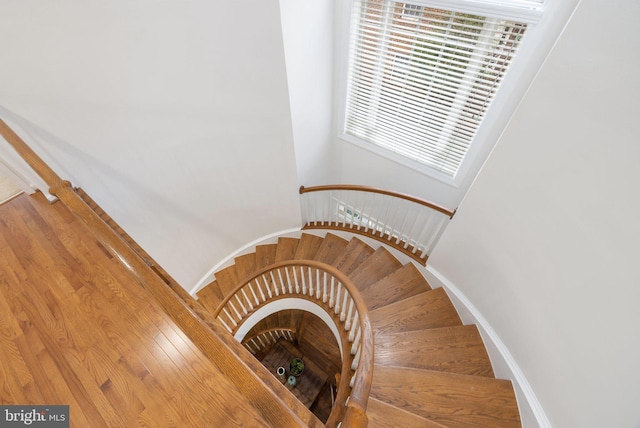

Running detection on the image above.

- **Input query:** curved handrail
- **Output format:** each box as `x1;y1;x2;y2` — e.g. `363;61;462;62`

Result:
299;184;456;265
0;119;321;427
213;260;374;428
300;185;456;218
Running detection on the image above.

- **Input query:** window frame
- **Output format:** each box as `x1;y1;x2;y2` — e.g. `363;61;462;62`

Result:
336;0;543;187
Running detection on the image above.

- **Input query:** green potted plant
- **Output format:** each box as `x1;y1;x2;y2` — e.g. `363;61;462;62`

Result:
290;358;304;376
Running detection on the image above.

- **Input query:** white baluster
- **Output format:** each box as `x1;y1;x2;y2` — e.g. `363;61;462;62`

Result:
345;301;355;331
234;294;248;315
268;271;278;297
293;266;301;293
277;269;286;295
322;272;327;302
222;308;237;327
329;278;335;308
218;317;232;333
341;295;352;323
241;287;254;311
301;266;307;295
284;267;293;293
228;300;242;320
350;327;361;354
248;282;260;306
260;274;272;299
380;194;394;237
351;346;361;371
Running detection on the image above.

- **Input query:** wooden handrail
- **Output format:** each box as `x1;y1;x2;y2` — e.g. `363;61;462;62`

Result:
0;119;321;427
213;259;374;427
300;184;456;218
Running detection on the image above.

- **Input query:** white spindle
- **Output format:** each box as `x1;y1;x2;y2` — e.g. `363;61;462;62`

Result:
351;346;361;371
234;294;248;315
340;293;349;322
248;282;260;306
293;266;301;293
222;308;237;327
404;209;423;250
309;268;315;297
380;194;394;237
301;266;307;295
228;301;242;321
350;327;361;354
269;271;279;297
277;269;286;295
261;274;273;301
284;267;293;293
218;317;232;333
396;200;412;244
334;284;342;315
413;212;436;255
344;299;354;330
329;279;335;308
322;272;327;301
257;335;266;349
241;287;254;311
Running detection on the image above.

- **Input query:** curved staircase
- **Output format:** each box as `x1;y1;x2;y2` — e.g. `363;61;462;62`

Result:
196;232;521;427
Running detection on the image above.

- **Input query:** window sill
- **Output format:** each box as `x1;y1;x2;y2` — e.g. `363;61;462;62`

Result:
338;133;461;189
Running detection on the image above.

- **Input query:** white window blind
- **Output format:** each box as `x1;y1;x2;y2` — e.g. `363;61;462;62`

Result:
344;0;529;178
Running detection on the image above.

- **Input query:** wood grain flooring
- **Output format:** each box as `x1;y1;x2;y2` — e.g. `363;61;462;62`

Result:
0;193;270;427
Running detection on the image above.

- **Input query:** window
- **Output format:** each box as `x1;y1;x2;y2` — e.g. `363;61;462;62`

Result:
343;0;533;179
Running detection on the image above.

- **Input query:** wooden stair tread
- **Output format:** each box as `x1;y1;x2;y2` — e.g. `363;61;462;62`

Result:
196;281;224;313
275;237;299;262
294;234;324;260
214;265;240;297
312;233;349;265
371;366;521;428
255;244;277;270
360;263;432;310
370;288;462;335
234;253;257;282
375;325;494;377
348;247;402;290
333;238;375;275
367;397;447;428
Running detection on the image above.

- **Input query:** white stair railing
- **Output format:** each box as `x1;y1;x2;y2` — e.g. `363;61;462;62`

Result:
299;185;456;265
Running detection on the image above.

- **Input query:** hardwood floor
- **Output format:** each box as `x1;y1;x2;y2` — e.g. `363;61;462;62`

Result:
0;193;270;427
0;173;21;203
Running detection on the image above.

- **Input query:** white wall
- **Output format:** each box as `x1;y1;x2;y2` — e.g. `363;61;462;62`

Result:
429;0;640;426
0;0;301;289
280;0;338;187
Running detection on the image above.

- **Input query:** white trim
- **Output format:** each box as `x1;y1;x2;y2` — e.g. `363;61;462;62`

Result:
339;133;460;188
233;298;344;358
425;265;551;428
189;227;303;296
409;0;544;24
